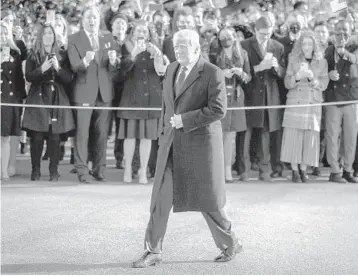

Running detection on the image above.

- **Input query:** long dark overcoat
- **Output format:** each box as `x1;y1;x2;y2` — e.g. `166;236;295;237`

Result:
116;42;162;120
150;56;227;213
241;37;285;132
210;42;252;132
22;50;75;134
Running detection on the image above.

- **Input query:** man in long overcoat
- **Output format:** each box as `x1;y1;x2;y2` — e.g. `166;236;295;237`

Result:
132;29;242;268
241;16;285;181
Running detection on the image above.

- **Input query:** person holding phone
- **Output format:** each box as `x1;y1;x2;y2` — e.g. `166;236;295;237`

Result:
22;23;75;182
210;26;251;182
0;21;27;181
241;16;285;182
324;20;358;183
117;20;164;184
281;31;329;183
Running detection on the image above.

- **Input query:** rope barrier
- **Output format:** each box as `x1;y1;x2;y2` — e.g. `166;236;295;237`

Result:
1;100;358;111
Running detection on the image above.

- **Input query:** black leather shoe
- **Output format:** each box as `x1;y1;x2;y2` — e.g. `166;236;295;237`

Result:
311;167;321;176
354;171;358;178
329;173;347;183
214;241;243;262
92;173;106;182
70;167;77;174
299;170;309;183
270;171;283;178
132;251;162;268
116;160;124;169
30;171;41;181
78;174;91;184
292;170;300;183
342;171;358;183
259;174;273;182
50;172;60;182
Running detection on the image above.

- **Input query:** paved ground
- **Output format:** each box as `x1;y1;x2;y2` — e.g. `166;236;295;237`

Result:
2;148;358;275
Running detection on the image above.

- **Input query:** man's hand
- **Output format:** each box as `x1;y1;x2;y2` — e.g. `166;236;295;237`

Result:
108;50;117;65
170;114;183;129
271;57;279;69
222;69;234;79
84;51;95;66
336;47;346;57
328;70;340;81
13;26;23;40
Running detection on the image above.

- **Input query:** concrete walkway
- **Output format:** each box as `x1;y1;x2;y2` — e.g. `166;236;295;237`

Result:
1;160;358;275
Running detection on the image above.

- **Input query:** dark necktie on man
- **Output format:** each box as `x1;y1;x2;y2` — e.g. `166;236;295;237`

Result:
175;66;187;97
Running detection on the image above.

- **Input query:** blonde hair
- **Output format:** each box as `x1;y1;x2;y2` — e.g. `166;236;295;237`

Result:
0;21;21;54
289;30;323;61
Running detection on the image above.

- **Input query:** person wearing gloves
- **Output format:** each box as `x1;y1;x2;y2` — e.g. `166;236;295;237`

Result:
280;31;329;183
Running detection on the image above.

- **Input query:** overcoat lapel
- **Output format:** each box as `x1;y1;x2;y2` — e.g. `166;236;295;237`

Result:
252;37;265;60
174;57;205;103
79;29;93;54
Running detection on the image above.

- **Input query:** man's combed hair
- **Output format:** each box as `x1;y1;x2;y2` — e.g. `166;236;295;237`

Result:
173;29;200;47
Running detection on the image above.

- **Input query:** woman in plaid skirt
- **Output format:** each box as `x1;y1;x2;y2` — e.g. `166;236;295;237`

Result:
280;31;329;182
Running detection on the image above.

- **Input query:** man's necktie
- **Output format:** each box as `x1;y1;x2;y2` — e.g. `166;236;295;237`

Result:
175;66;187;97
90;34;99;63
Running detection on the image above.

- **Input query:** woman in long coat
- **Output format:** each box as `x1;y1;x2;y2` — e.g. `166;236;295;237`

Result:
117;20;163;184
0;21;27;180
210;26;251;182
22;23;75;181
281;31;329;182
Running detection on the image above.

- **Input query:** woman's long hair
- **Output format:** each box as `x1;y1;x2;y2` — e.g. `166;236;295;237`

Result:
29;23;60;64
55;14;68;47
217;26;244;67
0;21;21;55
289;30;323;61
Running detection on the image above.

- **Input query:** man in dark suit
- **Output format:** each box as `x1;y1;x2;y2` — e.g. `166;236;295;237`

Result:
162;6;197;63
241;16;285;182
132;29;242;268
67;6;117;183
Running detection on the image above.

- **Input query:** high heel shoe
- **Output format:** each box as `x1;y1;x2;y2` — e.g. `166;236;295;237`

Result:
139;168;148;184
300;170;309;183
123;166;132;183
292;170;300;183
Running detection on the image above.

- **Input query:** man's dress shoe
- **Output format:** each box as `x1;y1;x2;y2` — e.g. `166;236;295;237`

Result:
78;174;91;184
214;241;243;262
92;173;106;182
270;171;282;178
132;251;162;268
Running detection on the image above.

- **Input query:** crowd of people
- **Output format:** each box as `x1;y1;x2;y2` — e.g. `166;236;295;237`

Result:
1;0;358;184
